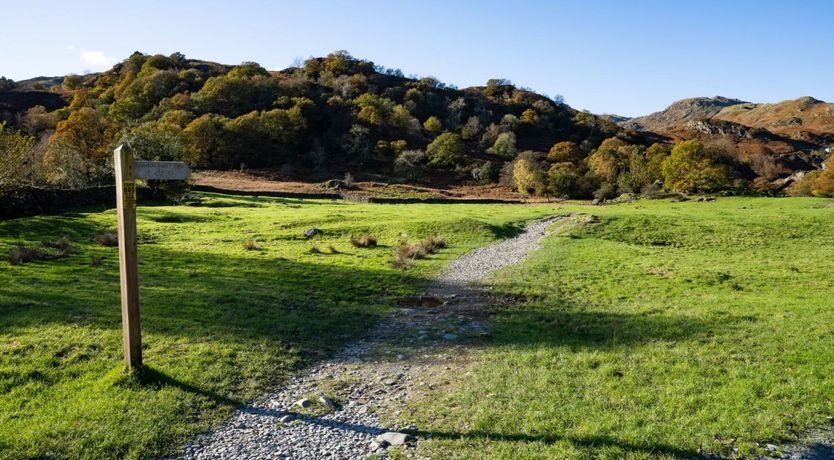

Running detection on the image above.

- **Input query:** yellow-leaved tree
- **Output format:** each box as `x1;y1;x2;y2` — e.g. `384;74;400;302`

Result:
661;140;729;193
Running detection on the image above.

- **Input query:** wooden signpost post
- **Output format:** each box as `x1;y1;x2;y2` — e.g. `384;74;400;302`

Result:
114;145;190;369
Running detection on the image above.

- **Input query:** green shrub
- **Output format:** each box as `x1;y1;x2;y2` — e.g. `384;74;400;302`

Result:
426;132;464;168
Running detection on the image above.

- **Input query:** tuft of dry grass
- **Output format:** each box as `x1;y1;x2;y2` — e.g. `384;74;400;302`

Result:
392;241;427;269
94;232;119;247
243;239;261;251
43;236;72;257
8;245;46;265
349;234;378;248
421;235;446;254
9;236;75;265
392;249;413;269
327;245;340;254
308;245;323;254
392;236;447;269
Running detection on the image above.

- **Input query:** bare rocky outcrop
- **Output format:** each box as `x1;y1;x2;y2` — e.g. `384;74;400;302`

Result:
621;96;748;132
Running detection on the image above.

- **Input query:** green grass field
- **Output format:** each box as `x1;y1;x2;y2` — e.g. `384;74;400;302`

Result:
0;193;554;459
407;197;834;459
3;195;834;459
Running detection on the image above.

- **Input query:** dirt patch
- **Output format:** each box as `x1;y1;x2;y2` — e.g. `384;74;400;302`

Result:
190;170;556;202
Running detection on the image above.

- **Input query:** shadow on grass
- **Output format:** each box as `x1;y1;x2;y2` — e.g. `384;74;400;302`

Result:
0;245;428;358
135;366;245;408
484;221;525;239
484;297;731;350
0;213;108;243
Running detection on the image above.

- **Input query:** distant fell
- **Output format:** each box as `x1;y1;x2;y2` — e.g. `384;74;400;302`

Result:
714;97;834;140
621;96;748;131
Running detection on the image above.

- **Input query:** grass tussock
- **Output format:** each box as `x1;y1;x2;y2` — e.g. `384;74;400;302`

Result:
327;245;340;254
392;235;447;268
349;234;378;248
9;236;74;265
94;232;119;247
420;235;446;254
308;245;322;254
393;239;442;269
42;236;72;257
243;239;261;251
8;245;47;265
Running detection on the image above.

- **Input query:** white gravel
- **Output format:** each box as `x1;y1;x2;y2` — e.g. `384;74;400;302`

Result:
176;216;563;460
432;217;562;289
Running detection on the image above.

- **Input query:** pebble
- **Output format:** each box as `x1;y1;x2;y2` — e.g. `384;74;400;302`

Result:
294;398;312;409
376;431;415;446
318;396;337;411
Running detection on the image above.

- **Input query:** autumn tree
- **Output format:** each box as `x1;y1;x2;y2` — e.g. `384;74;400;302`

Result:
810;156;834;197
62;74;82;91
547;162;582;197
0;122;35;186
120;122;188;198
390;105;421;135
520;108;539;126
423;116;442;133
510;151;547;195
394;149;427;180
20;106;57;135
587;137;627;183
487;132;517;158
182;114;229;168
426;132;464;167
661;140;729;193
547;141;581;163
193;63;280;117
461;116;482;140
354;93;395;127
787;171;820;196
51;107;113;162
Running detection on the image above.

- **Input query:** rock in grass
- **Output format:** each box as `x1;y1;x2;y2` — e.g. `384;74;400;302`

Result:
303;228;322;238
318;396;337;410
376;431;415;446
370;440;388;451
293;398;312;409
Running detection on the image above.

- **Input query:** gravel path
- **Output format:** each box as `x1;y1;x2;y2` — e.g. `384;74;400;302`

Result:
431;217;560;290
176;216;563;460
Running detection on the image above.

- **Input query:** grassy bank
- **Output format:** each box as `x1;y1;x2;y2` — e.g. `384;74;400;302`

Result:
0;193;553;459
408;197;834;459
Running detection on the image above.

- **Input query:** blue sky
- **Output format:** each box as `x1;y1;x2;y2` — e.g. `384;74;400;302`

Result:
2;0;833;116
